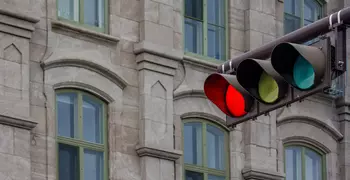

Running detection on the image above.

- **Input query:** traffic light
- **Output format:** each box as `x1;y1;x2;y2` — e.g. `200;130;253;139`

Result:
204;37;331;126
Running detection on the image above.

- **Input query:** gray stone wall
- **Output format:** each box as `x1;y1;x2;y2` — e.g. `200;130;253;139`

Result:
0;0;349;180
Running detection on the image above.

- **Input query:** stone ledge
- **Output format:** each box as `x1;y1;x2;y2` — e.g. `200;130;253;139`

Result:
0;8;39;39
134;41;183;62
183;55;221;71
242;167;285;180
0;114;37;130
135;145;182;161
51;20;120;45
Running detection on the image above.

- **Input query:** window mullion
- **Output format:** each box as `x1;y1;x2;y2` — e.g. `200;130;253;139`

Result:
79;0;84;23
79;146;84;180
203;0;208;56
204;172;208;180
202;122;207;169
300;0;305;28
78;92;83;140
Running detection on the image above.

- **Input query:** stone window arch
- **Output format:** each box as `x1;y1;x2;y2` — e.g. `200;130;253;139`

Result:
182;118;229;180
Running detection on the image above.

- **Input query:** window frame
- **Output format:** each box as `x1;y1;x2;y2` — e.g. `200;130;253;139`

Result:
56;0;109;33
182;119;230;180
284;0;325;34
284;143;327;180
55;89;109;180
182;0;229;62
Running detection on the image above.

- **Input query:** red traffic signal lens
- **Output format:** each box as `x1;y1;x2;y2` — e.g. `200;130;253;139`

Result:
226;85;247;117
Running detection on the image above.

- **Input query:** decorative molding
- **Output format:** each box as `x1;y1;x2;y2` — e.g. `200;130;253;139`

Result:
181;112;228;131
134;41;183;62
173;89;206;101
183;55;220;71
43;58;128;90
0;114;37;130
277;115;343;141
53;82;114;103
242;167;285;180
51;20;120;45
283;136;331;154
0;8;39;39
135;145;182;161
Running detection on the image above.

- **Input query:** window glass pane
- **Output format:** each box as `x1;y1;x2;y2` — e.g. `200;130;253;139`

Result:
83;95;103;144
304;0;321;21
305;149;322;180
206;124;225;170
284;14;301;34
284;0;301;16
84;149;104;180
58;144;79;180
185;0;202;20
185;18;203;55
58;0;79;21
84;0;105;28
184;122;202;165
185;171;203;180
207;0;224;26
57;93;78;138
208;25;225;60
208;175;225;180
285;146;302;180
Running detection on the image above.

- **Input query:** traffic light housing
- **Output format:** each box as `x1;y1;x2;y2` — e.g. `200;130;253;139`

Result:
204;37;331;127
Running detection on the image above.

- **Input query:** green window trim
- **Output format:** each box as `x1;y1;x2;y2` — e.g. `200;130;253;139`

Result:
284;0;325;34
56;0;109;33
284;143;327;180
55;89;109;180
182;119;230;180
182;0;229;62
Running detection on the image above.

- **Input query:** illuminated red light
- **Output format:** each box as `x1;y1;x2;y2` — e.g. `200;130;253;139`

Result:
226;85;247;117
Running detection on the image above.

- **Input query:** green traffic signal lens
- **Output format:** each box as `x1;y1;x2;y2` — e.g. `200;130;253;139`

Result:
293;55;315;90
258;71;279;103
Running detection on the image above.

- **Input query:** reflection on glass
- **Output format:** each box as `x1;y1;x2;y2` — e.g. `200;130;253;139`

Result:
184;122;202;165
305;149;322;180
206;125;225;170
83;95;103;144
185;18;203;55
58;0;79;21
185;171;203;180
207;0;224;26
57;93;78;138
185;0;203;19
285;146;302;180
284;14;301;34
84;149;104;180
284;0;301;16
59;144;79;180
304;0;321;22
208;174;225;180
207;25;225;60
84;0;104;28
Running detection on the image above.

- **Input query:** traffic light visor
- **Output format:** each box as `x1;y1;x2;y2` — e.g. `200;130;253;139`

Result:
271;42;325;90
203;73;253;117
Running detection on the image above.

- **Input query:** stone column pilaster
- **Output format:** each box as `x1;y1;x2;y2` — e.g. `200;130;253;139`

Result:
135;0;183;179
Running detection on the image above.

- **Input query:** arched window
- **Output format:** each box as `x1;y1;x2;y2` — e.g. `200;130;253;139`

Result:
56;89;108;180
284;0;323;34
183;120;229;180
284;145;326;180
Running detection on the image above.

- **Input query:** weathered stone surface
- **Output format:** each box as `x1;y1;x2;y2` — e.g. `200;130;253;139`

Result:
0;124;13;154
140;21;174;48
0;152;31;180
159;4;173;28
14;128;30;158
121;0;140;21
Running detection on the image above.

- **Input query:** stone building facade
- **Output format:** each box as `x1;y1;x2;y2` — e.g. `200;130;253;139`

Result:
0;0;349;180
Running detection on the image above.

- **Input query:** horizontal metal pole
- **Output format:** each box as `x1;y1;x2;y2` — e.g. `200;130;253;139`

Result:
218;7;350;73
